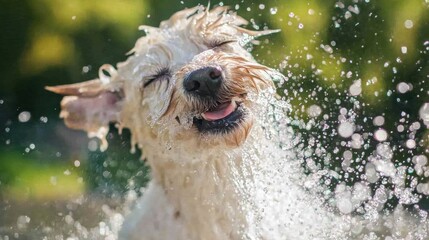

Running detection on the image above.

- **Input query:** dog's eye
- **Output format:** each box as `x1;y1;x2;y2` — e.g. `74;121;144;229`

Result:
208;39;236;48
143;68;171;88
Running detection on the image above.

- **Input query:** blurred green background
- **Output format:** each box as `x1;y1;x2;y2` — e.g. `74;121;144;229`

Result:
0;0;428;238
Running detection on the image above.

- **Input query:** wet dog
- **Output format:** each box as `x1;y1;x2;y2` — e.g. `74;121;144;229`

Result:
48;5;429;240
47;6;285;240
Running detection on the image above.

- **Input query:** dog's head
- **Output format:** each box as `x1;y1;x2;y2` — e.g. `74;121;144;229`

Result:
47;6;283;151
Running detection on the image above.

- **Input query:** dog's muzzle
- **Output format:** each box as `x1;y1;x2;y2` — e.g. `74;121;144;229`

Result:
184;66;247;134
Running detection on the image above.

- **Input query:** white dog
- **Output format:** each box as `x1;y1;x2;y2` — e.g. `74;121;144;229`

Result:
47;6;428;240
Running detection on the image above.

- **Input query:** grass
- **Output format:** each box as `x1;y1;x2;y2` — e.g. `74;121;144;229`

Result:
0;151;85;201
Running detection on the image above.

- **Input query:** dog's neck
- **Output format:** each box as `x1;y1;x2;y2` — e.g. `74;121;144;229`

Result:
145;129;269;239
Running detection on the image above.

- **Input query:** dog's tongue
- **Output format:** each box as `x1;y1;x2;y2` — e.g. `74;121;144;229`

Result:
202;101;236;121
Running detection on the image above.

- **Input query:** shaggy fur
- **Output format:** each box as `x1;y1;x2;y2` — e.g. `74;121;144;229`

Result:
47;5;428;240
47;6;287;239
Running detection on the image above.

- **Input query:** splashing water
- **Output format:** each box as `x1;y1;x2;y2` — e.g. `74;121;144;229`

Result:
94;88;428;239
3;2;429;240
206;88;429;239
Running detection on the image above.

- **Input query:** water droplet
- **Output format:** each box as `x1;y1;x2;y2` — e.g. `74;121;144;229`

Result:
322;44;333;54
343;150;353;160
65;215;74;225
413;155;428;165
82;65;91;73
417;183;429;195
103;171;111;178
337;197;353;214
307;105;322;118
338;122;354;138
351;133;363;149
348;5;360;14
397;82;411;93
373;116;385;126
17;216;31;230
406;139;416;149
74;160;81;167
39;116;48;123
18;111;31;123
270;7;278;15
88;139;98;151
410;122;421;131
374;129;388;142
404;20;414;29
349;79;362;96
345;11;352;19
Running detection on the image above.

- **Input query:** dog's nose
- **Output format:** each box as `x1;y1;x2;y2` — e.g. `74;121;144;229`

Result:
183;66;222;97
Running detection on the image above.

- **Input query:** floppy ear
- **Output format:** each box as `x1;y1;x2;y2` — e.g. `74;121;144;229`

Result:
46;79;123;151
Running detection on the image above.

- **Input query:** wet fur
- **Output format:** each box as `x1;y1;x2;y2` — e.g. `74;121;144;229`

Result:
47;6;283;240
47;6;429;240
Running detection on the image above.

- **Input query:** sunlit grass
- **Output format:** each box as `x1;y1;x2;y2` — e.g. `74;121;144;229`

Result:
0;152;85;201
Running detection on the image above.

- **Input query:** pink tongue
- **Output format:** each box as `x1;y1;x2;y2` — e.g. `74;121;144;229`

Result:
202;102;236;121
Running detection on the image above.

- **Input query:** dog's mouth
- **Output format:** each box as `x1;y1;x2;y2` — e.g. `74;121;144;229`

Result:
193;99;246;134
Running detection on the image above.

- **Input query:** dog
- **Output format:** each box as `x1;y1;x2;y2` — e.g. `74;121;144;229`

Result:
47;5;427;240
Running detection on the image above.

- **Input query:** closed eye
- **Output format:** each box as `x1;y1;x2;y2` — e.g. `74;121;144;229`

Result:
143;67;171;88
207;39;236;49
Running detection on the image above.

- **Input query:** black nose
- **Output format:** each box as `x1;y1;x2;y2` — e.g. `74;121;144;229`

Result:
183;66;222;97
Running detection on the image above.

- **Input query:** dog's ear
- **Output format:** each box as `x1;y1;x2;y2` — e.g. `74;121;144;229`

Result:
46;79;123;150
